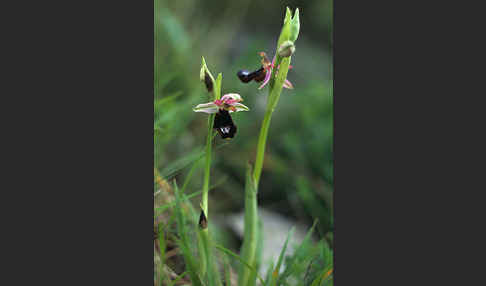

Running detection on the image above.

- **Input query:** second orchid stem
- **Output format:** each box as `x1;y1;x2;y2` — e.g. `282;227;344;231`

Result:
199;72;221;281
202;73;222;219
253;55;292;187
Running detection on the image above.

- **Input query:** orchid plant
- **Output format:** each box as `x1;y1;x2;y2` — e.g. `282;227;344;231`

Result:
183;7;301;286
237;7;300;286
191;56;252;283
155;5;335;286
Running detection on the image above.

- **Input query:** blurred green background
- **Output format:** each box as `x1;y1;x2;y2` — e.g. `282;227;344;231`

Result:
155;0;333;247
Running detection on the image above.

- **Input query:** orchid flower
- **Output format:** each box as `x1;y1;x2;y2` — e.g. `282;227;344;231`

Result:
193;93;249;139
237;52;294;90
193;93;249;114
258;52;294;90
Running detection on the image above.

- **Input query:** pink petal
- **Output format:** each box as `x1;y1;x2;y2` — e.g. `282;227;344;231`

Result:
221;93;242;103
283;79;294;89
258;68;272;90
225;99;238;105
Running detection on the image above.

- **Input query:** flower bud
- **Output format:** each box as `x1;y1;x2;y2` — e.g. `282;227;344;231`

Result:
203;72;213;92
278;40;296;57
284;7;292;24
199;210;208;229
200;56;215;93
277;7;300;50
289;8;300;42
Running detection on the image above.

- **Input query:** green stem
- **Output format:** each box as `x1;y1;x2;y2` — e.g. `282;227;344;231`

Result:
201;113;214;218
239;58;291;284
201;73;221;219
239;8;299;286
199;73;222;281
253;56;291;187
198;111;214;278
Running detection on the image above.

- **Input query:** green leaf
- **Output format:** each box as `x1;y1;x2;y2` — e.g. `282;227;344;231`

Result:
215;244;265;285
161;147;205;179
154;177;226;215
279;220;319;281
268;227;295;286
173;181;203;286
238;163;259;286
200;56;215;94
222;253;232;286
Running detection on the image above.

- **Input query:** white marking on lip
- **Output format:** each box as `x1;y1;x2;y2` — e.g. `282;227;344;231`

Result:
221;126;231;134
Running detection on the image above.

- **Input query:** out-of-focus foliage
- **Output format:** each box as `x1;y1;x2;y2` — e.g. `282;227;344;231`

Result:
155;0;333;284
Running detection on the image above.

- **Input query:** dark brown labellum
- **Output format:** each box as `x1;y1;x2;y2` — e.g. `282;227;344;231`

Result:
204;72;213;92
237;67;265;83
213;109;237;139
237;69;252;83
253;67;266;82
199;210;208;229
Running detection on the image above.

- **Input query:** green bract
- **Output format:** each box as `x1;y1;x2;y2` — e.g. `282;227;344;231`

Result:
200;56;215;94
277;7;300;48
289;8;300;42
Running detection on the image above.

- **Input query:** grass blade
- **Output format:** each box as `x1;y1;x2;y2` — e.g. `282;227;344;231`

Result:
161;147;205;179
215;244;265;285
160;137;227;180
154;176;226;215
222;253;231;286
264;261;274;285
268;227;295;286
173;181;203;286
279;220;318;282
168;271;188;286
310;267;333;286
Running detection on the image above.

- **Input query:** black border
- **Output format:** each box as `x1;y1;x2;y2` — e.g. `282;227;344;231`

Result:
334;0;484;284
8;0;154;284
5;0;483;284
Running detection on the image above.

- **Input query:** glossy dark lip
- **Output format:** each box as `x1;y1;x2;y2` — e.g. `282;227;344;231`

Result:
237;67;266;83
213;109;237;139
